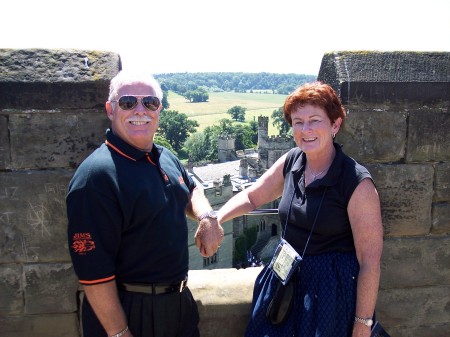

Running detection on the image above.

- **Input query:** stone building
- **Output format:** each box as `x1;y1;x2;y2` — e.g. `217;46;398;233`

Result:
257;115;295;169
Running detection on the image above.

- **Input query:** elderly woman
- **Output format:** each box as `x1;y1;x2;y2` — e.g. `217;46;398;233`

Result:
217;82;383;337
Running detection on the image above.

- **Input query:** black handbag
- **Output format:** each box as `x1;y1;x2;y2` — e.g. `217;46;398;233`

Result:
265;274;296;325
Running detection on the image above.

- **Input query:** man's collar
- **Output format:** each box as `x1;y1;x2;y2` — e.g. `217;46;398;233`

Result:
105;129;161;162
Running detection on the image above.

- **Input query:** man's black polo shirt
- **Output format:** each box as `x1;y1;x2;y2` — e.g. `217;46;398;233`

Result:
67;129;196;285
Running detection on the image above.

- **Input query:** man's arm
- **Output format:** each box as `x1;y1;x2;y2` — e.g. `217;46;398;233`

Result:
83;281;132;337
186;186;224;257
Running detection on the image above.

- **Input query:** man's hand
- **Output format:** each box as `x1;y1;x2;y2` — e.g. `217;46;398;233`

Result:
194;218;224;257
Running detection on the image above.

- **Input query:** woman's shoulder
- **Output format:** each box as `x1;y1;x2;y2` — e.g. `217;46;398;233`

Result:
340;151;372;182
283;147;304;174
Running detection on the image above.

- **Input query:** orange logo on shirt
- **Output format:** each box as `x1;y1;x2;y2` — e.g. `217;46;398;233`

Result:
71;233;96;255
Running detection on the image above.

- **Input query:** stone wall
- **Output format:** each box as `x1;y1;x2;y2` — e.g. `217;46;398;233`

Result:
318;51;450;337
0;49;449;337
0;49;120;337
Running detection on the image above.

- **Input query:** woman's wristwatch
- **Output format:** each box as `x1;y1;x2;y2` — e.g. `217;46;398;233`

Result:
354;316;373;327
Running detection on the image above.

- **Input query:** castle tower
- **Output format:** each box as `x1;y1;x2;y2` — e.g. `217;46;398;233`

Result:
217;134;236;163
257;115;269;148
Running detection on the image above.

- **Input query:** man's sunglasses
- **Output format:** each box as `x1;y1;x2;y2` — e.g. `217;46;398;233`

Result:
111;95;161;111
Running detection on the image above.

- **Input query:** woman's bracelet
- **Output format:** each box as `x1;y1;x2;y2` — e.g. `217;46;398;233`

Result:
110;325;128;337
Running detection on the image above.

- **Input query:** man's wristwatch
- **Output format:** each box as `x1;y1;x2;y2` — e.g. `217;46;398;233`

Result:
198;210;218;221
354;316;373;327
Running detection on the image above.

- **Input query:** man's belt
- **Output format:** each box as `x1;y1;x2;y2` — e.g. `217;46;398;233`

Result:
118;279;187;295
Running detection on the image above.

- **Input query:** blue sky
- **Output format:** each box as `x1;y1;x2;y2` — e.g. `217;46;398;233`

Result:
2;0;449;75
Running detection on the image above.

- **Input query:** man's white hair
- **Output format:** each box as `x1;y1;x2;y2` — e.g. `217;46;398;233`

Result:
108;70;163;101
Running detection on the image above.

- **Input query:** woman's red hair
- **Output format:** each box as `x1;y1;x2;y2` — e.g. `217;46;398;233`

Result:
283;81;346;125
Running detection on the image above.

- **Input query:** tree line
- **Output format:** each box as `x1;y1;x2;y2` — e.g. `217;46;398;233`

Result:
155;72;316;97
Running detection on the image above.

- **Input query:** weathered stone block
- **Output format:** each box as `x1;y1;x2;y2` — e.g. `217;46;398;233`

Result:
377;286;450;329
0;170;73;263
0;48;120;109
387;323;450;337
435;162;450;202
24;263;78;314
432;203;450;234
337;110;406;162
0;264;23;315
9;111;110;169
189;267;262;337
0;313;80;337
318;51;450;105
380;237;450;288
0;115;10;169
366;164;434;236
407;110;450;162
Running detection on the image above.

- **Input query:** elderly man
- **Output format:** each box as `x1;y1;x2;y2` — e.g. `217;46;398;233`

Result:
67;70;223;337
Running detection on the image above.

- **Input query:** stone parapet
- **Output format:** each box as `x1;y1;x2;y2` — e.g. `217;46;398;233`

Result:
0;313;80;337
189;267;262;337
337;109;407;163
0;49;120;109
407;109;450;162
377;286;450;336
0;115;9;168
0;170;74;263
380;236;450;289
5;110;110;170
434;162;450;202
366;163;434;236
318;51;450;105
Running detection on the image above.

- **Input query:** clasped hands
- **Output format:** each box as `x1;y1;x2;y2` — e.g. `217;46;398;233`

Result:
194;217;224;257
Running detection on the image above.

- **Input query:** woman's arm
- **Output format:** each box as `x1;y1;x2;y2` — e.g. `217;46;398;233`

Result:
348;178;383;337
217;153;287;224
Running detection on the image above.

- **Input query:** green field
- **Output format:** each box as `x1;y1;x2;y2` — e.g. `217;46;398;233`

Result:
167;91;287;136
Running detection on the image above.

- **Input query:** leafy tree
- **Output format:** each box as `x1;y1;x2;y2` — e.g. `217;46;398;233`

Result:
217;118;235;134
184;87;209;102
200;119;235;161
248;119;259;145
198;118;258;161
157;110;199;152
161;90;170;110
202;126;220;161
227;105;246;122
233;124;257;151
184;132;209;163
154;134;177;156
233;226;258;267
271;107;291;136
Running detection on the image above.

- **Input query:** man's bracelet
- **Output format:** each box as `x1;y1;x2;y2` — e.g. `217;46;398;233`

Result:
110;325;128;337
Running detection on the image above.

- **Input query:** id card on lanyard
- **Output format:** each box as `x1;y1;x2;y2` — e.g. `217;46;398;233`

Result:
269;238;302;285
269;183;327;285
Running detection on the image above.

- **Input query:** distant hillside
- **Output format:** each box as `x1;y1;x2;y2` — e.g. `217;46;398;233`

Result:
154;72;316;95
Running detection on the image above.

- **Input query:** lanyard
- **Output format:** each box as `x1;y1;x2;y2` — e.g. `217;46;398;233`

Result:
282;182;327;259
